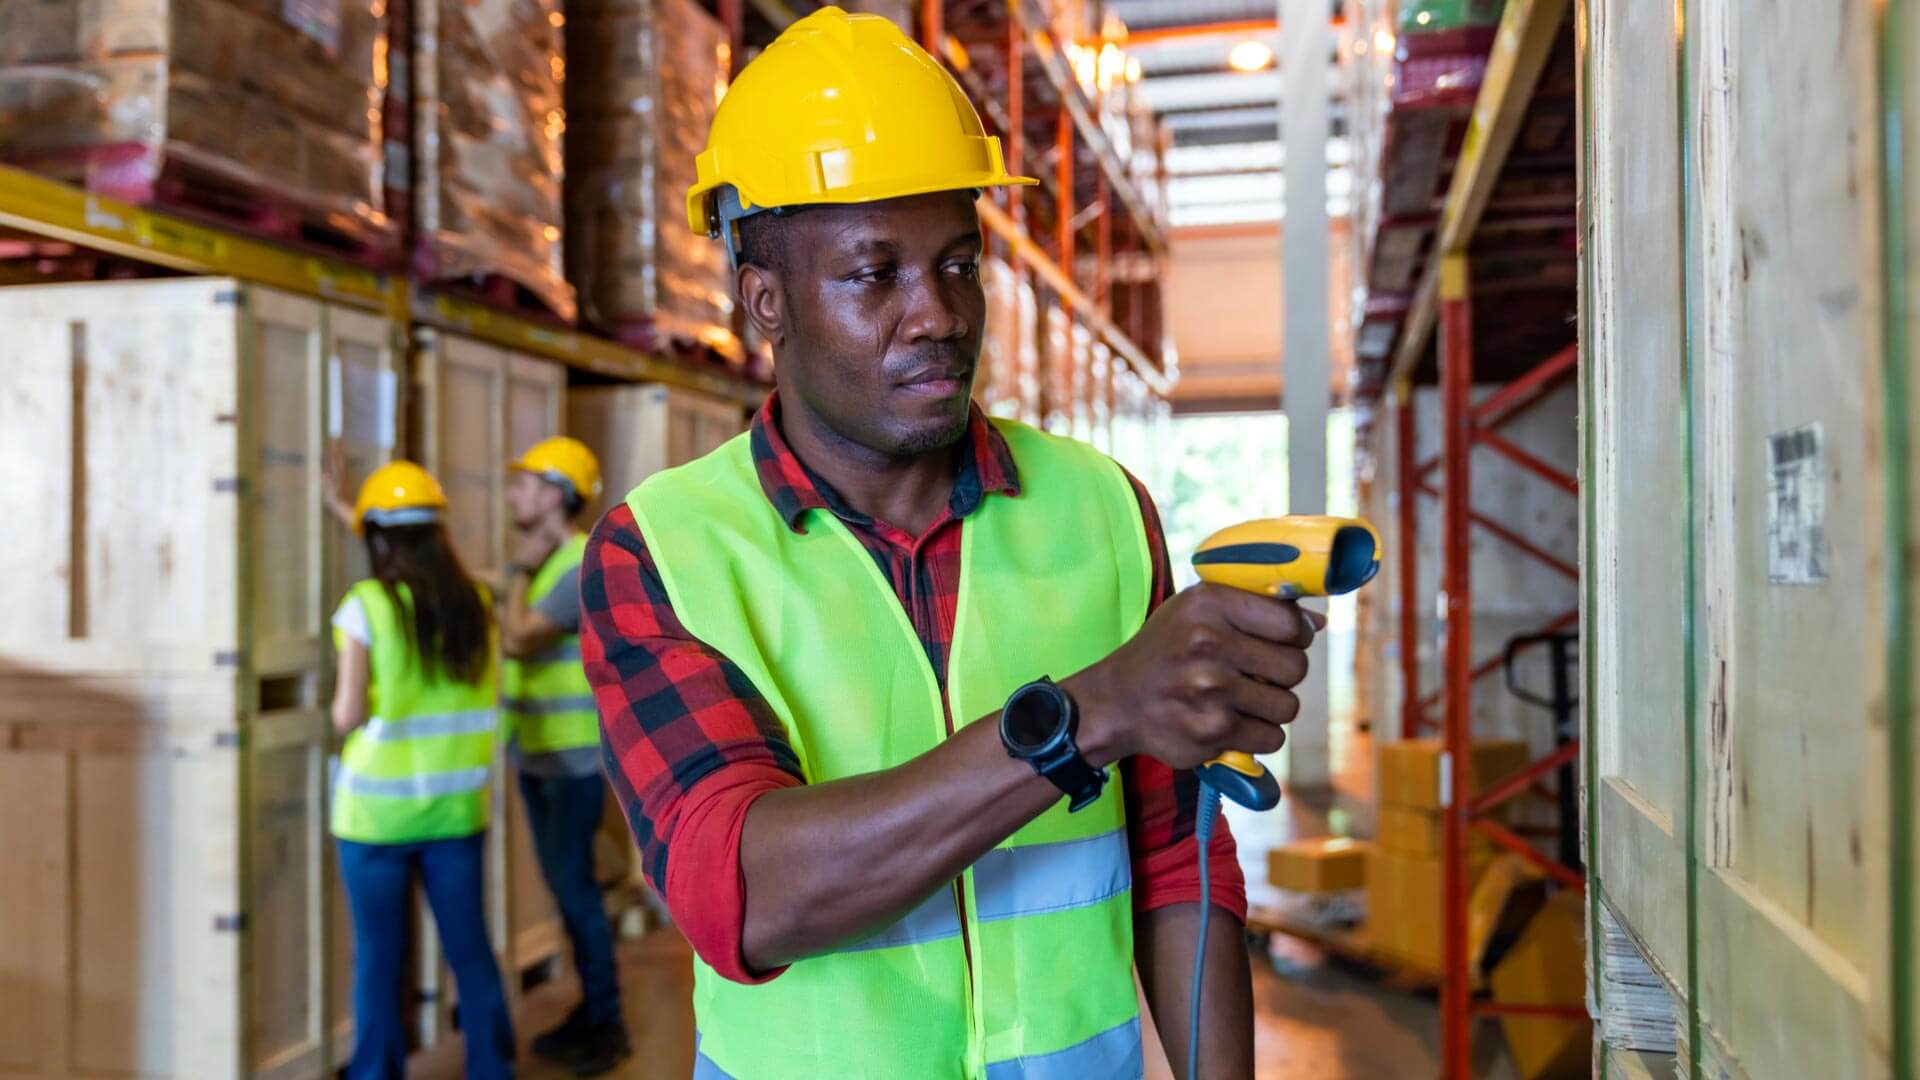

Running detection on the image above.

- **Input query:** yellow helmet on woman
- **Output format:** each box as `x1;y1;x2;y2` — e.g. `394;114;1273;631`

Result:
353;461;449;535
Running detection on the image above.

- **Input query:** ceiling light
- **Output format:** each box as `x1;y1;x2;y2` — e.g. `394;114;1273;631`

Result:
1227;39;1273;72
1374;28;1396;54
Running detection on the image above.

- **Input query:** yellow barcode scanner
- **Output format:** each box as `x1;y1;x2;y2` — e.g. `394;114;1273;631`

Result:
1190;516;1385;811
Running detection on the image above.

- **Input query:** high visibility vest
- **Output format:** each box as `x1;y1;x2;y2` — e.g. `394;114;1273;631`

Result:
330;580;501;844
629;419;1153;1079
503;533;599;756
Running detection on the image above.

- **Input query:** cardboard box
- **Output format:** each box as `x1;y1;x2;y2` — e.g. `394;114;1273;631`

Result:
1378;737;1532;811
1365;847;1492;973
1489;890;1592;1079
1267;837;1371;895
1376;802;1502;857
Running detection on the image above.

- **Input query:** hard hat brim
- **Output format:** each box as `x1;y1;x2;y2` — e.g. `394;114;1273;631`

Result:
688;170;1039;239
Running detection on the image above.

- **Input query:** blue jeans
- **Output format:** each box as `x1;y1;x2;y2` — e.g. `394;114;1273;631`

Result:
519;771;623;1025
339;833;515;1080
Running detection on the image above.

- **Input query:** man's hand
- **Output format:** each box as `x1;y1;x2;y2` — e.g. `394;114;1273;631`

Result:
1065;583;1320;769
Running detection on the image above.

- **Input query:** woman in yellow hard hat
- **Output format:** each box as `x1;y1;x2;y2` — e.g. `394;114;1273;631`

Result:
325;458;514;1080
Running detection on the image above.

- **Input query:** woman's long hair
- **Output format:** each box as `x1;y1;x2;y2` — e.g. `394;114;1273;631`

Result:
364;522;493;686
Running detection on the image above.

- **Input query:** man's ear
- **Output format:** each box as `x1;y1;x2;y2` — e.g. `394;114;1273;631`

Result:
737;263;786;347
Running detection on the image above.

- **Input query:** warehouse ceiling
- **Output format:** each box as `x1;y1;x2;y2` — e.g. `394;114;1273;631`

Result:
1110;0;1344;228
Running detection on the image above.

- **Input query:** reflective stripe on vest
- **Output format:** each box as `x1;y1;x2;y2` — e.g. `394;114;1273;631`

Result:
843;829;1131;952
631;420;1152;1080
503;534;599;755
693;1018;1143;1080
330;579;500;845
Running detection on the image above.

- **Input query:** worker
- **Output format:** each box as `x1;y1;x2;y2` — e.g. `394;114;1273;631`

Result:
499;437;631;1075
325;459;515;1080
579;9;1314;1078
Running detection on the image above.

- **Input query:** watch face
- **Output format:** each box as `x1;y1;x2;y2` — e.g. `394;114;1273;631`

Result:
1004;684;1067;753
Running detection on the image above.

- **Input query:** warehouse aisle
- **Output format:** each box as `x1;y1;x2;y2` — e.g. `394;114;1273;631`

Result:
411;911;1515;1079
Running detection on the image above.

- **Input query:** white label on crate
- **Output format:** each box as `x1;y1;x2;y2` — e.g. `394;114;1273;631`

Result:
327;355;344;439
1766;423;1827;585
374;370;397;449
283;0;341;53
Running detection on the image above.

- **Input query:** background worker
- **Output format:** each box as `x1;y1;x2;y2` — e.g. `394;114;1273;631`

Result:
580;10;1313;1077
499;437;630;1075
325;460;515;1080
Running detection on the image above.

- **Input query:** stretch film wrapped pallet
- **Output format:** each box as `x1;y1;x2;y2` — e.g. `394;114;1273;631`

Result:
0;0;392;251
565;0;731;338
414;0;573;318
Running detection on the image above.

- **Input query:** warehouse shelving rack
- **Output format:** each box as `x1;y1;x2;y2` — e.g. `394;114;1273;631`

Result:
1371;0;1588;1075
0;162;768;407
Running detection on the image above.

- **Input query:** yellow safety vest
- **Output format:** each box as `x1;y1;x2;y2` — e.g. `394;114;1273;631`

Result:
331;580;501;844
630;419;1152;1079
503;533;599;756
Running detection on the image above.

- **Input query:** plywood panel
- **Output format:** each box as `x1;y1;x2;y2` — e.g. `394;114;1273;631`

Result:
0;752;69;1075
1686;1;1886;1071
72;753;176;1077
569;385;745;521
248;725;327;1076
1586;0;1691;993
326;306;401;615
0;280;241;666
248;291;327;675
434;339;505;576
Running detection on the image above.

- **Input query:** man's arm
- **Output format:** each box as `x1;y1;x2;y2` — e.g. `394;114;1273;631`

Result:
501;565;577;658
1136;903;1254;1080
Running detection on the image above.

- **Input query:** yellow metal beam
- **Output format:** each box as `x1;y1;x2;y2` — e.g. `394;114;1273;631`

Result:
0;162;397;310
414;290;766;406
1386;0;1572;384
976;197;1173;397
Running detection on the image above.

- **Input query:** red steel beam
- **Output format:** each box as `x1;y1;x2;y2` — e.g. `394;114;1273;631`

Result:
1056;105;1074;284
1476;428;1579;496
1414;482;1577;580
1470;343;1578;431
1469;740;1581;817
1438;253;1474;1080
1412;607;1580;711
1471;817;1587;891
919;0;943;53
1007;13;1024;228
1397;390;1422;740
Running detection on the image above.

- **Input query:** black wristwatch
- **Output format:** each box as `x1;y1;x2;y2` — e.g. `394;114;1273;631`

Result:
1000;677;1107;812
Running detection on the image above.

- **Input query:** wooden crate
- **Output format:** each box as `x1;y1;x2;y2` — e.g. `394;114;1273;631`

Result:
1584;0;1914;1073
0;279;399;1079
566;383;747;519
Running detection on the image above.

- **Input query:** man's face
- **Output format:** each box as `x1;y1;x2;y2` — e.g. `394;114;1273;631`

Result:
762;191;986;458
506;469;561;529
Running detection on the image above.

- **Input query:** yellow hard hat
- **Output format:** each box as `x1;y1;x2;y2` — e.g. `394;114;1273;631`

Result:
353;460;448;535
509;436;603;504
685;5;1036;242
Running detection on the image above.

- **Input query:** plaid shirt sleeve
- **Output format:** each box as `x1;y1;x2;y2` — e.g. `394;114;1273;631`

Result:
580;502;805;983
1116;472;1248;922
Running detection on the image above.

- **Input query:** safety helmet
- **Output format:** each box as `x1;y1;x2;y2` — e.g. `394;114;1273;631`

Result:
508;436;604;505
685;6;1036;258
353;461;449;535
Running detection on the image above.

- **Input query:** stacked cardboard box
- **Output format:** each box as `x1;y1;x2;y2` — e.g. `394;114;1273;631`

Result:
1267;837;1371;894
564;0;731;337
1367;737;1529;971
0;0;389;243
414;0;573;317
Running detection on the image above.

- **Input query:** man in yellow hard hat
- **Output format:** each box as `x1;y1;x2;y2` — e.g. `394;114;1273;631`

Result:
500;436;630;1075
581;9;1311;1077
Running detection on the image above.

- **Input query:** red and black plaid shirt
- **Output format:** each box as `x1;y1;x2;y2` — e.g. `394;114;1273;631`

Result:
580;395;1244;982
